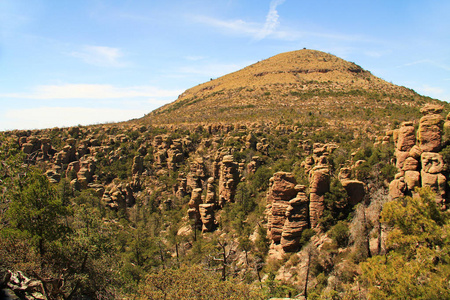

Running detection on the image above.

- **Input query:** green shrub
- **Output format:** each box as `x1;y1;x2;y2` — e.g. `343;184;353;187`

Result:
329;221;350;248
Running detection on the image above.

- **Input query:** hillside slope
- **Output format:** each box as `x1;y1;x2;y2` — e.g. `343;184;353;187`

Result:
141;49;445;127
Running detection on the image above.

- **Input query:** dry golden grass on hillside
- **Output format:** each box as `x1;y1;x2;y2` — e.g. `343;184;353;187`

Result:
138;49;444;127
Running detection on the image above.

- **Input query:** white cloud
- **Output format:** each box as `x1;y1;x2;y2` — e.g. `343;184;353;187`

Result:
70;45;127;67
1;107;147;131
192;15;259;36
255;0;285;40
416;84;449;101
417;85;445;96
1;84;183;100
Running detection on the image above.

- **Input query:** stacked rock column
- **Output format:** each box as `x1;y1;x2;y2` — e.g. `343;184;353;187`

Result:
280;185;309;252
418;104;446;208
309;156;330;229
266;172;298;243
389;104;447;209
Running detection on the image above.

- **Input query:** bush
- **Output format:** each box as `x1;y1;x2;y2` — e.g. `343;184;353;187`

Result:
329;221;349;248
320;179;350;231
249;166;272;192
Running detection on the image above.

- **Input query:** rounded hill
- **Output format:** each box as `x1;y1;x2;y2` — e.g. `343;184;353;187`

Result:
140;49;444;127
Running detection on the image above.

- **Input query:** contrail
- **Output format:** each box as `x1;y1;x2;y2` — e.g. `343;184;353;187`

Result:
255;0;286;40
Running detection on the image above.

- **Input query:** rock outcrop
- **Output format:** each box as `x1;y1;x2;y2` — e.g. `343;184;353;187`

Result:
199;203;216;232
418;104;444;152
266;172;298;243
218;155;239;207
280;185;309;252
188;188;203;227
338;167;365;206
102;182;136;210
247;156;262;174
204;177;216;204
309;156;330;229
389;104;447;209
421;152;446;205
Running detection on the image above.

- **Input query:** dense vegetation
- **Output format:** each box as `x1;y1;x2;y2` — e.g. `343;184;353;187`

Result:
1;116;446;300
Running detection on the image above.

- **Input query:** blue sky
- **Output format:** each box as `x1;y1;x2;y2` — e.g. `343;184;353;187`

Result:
1;0;449;131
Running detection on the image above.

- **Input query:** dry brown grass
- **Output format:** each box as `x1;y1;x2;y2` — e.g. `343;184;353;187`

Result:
137;49;444;127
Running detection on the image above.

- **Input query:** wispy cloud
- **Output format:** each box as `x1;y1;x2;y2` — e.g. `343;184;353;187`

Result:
396;59;450;71
419;85;445;95
1;107;146;131
255;0;285;40
192;15;259;37
70;45;127;67
415;84;449;101
190;14;372;43
1;84;183;100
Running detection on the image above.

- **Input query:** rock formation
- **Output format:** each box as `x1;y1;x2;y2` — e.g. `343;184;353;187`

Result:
266;172;298;243
389;104;447;209
218;155;239;207
280;185;309;252
338;167;365;206
188;188;203;227
421;152;446;205
77;158;96;189
309;156;331;229
418;104;444;152
199;203;216;232
204;177;216;204
247;156;262;174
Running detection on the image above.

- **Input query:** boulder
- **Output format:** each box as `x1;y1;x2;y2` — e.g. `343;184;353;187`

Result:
421;171;446;207
402;157;419;171
45;169;61;184
389;176;406;199
188;188;203;225
247;156;262;174
409;145;423;160
395;150;410;170
341;179;365;206
338;167;351;180
421;152;444;174
396;123;415;151
404;170;420;191
77;159;96;188
418;114;443;152
204;177;216;204
420;103;444;115
21;142;34;154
